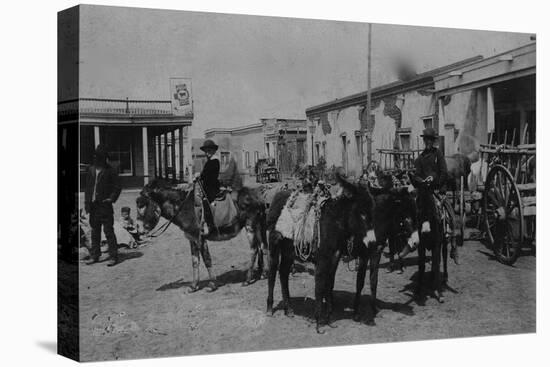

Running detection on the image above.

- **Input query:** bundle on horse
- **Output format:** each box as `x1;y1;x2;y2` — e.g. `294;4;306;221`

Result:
138;178;267;293
264;170;330;317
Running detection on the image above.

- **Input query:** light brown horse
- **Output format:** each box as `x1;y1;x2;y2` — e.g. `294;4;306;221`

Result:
138;179;267;293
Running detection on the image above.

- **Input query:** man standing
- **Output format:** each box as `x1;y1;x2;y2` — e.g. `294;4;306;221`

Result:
84;145;121;266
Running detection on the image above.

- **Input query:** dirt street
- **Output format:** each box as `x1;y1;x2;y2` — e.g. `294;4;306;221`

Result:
77;191;535;362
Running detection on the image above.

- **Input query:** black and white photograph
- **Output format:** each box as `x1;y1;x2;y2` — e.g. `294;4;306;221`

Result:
55;2;539;363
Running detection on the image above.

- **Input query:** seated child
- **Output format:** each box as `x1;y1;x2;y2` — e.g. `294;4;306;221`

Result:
120;206;139;248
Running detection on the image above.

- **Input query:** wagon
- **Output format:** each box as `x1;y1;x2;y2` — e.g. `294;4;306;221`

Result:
478;136;535;265
255;158;281;184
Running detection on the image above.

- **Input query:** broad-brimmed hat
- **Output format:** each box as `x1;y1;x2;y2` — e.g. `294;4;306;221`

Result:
200;139;219;152
420;127;438;139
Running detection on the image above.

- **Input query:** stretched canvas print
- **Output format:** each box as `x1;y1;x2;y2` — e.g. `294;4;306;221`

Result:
58;5;536;362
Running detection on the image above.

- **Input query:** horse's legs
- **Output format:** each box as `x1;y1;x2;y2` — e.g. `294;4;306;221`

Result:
368;242;384;323
199;238;217;292
314;255;330;333
259;221;269;279
417;237;426;297
188;239;201;293
353;255;368;322
243;225;259;286
279;239;294;316
326;249;341;325
431;222;443;303
442;236;449;285
266;233;280;315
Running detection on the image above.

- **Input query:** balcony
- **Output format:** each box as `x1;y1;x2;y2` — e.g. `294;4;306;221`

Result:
58;98;193;125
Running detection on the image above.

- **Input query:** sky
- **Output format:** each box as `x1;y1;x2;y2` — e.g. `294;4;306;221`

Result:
78;5;532;137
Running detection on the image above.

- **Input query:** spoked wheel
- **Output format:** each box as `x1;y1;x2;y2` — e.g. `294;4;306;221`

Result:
483;165;523;265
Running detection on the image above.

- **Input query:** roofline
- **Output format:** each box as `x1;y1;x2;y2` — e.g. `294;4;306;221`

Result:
305;55;483;116
204;122;264;136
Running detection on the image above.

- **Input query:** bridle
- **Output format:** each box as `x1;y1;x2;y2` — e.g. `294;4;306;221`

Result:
140;185;194;238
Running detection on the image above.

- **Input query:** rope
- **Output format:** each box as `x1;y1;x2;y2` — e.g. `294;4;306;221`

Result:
146;187;193;238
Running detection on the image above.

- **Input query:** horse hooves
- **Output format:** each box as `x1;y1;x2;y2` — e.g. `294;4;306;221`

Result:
241;279;255;287
365;319;376;326
205;282;218;292
266;308;274;317
316;325;326;334
187;285;200;294
284;308;295;318
352;314;361;322
435;292;445;303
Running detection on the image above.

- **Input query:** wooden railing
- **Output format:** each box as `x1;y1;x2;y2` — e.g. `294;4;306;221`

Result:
58;98;186;117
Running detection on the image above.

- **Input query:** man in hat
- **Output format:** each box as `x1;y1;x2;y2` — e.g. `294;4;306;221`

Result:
398;128;458;263
197;139;221;234
84;144;121;266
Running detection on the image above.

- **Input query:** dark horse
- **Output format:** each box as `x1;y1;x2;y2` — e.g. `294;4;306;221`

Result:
139;179;267;292
354;175;419;326
265;172;376;325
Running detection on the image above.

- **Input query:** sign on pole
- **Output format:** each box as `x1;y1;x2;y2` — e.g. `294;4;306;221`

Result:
169;78;193;117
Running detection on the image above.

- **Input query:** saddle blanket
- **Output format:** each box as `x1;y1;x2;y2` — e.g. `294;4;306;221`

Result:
275;192;318;245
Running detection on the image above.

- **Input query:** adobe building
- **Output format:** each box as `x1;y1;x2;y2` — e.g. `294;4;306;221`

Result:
204;118;308;177
305;56;482;177
434;42;536;156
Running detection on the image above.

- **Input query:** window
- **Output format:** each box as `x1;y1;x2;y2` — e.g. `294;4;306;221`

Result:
245;151;251;168
355;134;363;156
322;142;326;158
254;151;259;164
265;143;270;158
315;143;320;162
106;130;133;176
399;134;411;151
422;116;434;129
220;152;230;168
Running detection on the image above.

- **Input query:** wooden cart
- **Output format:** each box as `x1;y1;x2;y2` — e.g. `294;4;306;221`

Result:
479;141;535;265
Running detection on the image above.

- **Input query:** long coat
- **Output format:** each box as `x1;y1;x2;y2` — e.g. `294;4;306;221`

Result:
200;158;220;202
84;164;121;210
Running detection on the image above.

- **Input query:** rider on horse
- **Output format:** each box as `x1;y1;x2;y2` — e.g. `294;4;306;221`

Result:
398;127;458;264
197;139;221;235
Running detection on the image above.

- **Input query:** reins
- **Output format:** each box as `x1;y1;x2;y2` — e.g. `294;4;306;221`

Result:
145;186;193;238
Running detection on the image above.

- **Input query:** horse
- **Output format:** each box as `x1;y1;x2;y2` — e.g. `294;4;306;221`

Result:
355;175;419;326
138;179;267;293
415;188;453;303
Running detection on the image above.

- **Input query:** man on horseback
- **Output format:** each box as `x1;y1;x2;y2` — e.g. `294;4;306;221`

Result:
197;139;221;235
399;127;458;263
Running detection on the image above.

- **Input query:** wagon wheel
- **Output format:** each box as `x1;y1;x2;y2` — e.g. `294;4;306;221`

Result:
483;164;523;265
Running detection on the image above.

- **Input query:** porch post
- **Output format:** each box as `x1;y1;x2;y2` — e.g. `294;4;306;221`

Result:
179;127;184;181
487;86;495;135
152;133;157;179
156;135;162;178
142;127;149;184
171;130;177;181
164;132;169;180
94;126;100;147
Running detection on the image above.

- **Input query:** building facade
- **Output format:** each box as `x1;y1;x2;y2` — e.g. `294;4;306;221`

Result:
204;118;308;177
58;98;193;190
305;57;482;177
434;43;536;157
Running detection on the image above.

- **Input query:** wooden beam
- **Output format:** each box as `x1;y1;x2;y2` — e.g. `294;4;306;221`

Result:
171;130;176;182
179;127;184;181
142;127;149;184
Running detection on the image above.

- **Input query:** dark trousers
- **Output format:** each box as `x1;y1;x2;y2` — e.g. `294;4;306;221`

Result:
89;202;118;260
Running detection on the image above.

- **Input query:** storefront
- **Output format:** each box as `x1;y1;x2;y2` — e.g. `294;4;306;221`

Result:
59;98;193;190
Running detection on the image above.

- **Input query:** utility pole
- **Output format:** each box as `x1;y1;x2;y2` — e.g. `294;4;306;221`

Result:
366;23;373;163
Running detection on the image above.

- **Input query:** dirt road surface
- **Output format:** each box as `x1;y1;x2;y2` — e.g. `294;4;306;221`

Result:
77;191;535;361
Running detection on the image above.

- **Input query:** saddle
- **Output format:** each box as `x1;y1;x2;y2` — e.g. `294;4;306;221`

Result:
210;190;239;229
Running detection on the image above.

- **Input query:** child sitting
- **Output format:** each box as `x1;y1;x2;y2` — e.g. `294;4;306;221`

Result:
120;207;139;248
